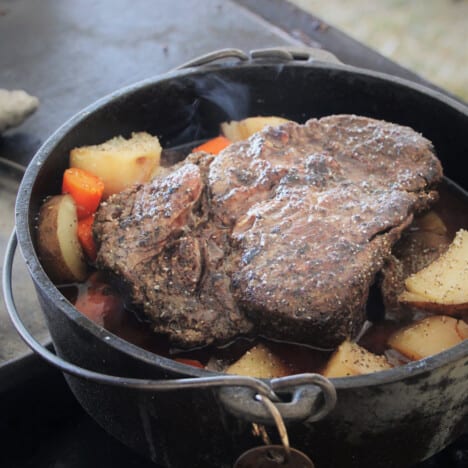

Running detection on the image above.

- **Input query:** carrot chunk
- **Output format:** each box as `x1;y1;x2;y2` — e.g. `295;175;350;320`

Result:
193;135;231;155
62;167;104;219
174;358;204;368
77;214;97;261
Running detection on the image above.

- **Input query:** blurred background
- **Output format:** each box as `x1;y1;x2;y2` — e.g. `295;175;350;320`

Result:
291;0;467;101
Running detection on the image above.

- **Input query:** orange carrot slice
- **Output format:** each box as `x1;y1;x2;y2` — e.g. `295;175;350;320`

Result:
77;214;97;261
174;358;204;368
62;167;104;219
193;135;231;155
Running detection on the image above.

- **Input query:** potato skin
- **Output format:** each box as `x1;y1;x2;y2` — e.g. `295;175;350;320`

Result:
37;194;87;283
399;291;468;315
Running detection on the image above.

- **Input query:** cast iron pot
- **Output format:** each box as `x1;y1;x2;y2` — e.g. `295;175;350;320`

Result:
4;48;468;468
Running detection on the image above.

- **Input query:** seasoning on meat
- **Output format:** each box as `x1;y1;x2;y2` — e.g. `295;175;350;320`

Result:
94;115;443;349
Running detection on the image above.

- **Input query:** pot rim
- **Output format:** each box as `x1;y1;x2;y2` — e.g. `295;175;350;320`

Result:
15;58;468;390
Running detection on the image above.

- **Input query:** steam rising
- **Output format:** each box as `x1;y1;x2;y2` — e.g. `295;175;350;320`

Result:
170;74;250;144
194;74;250;121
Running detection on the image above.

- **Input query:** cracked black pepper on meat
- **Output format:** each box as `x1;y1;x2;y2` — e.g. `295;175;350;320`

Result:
93;115;443;349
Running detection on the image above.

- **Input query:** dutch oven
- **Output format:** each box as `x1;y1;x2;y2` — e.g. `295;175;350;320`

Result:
3;48;468;468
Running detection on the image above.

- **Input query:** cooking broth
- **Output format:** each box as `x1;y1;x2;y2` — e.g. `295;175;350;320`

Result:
59;178;468;375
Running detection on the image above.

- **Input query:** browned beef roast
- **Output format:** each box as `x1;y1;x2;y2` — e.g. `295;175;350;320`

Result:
94;115;443;348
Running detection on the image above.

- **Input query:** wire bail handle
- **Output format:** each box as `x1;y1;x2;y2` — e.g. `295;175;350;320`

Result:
235;394;318;467
257;393;291;459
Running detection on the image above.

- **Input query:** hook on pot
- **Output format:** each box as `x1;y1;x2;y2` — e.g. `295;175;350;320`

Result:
218;372;337;425
234;394;318;467
255;394;291;458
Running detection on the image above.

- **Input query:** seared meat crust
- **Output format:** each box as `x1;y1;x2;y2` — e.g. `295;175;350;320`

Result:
94;115;442;348
94;162;254;347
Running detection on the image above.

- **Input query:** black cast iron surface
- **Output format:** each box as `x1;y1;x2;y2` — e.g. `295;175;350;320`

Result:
0;366;466;468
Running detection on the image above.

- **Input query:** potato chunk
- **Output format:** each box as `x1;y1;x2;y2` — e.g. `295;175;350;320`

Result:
413;211;447;236
399;290;468;314
37;194;87;283
70;132;161;198
399;229;468;312
388;315;468;360
225;343;289;378
220;116;290;141
322;340;392;378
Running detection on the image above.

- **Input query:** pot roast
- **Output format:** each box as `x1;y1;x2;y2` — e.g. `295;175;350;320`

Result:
93;115;443;349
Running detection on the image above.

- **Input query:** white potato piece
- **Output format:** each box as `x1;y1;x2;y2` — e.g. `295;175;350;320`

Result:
399;229;468;311
220;116;290;142
388;315;468;360
413;211;447;236
70;132;161;198
37;194;87;283
322;340;392;378
225;343;290;378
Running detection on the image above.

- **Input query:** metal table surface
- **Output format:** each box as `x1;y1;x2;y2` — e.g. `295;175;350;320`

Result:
1;1;466;467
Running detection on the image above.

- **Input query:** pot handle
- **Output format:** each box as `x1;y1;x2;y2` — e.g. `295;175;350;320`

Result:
3;230;336;423
218;373;336;425
174;46;341;70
